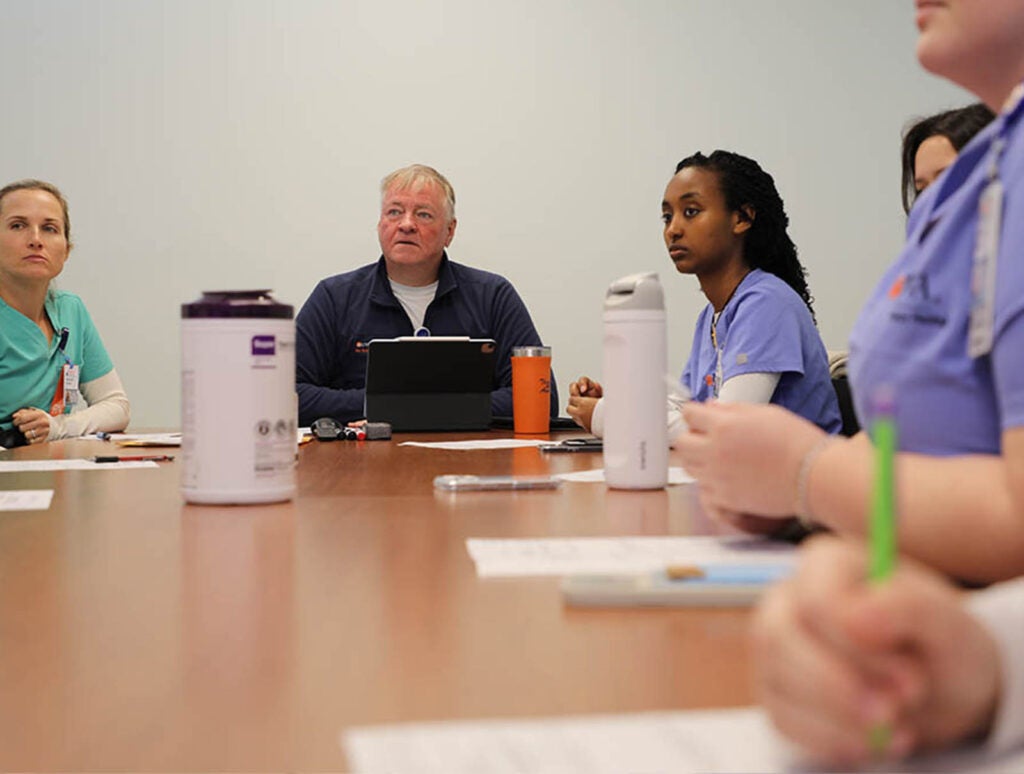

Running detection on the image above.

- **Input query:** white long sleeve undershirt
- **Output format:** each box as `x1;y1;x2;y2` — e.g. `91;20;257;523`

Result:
45;368;131;439
589;372;781;443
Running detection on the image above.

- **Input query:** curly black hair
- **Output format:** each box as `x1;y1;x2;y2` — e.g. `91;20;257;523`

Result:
900;103;994;214
675;150;814;322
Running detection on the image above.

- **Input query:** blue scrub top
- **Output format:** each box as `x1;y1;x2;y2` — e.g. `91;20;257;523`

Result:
848;92;1024;454
681;269;841;434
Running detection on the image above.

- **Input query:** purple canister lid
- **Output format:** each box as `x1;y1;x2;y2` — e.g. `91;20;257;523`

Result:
181;290;293;319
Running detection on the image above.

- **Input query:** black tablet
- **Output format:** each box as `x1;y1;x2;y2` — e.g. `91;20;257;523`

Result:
364;338;496;431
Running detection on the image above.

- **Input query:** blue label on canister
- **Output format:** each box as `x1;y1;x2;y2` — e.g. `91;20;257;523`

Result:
251;335;276;355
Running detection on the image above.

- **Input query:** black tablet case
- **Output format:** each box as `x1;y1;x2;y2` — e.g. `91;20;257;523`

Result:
364;338;496;431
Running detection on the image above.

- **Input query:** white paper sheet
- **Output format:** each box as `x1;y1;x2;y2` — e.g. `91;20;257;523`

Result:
0;460;159;472
400;439;556;450
103;430;309;446
466;535;796;578
342;708;795;773
341;707;1024;774
106;432;183;446
555;466;694;484
0;489;54;511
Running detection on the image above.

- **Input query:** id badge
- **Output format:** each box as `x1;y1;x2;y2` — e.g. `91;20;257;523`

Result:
968;177;1003;358
63;363;81;408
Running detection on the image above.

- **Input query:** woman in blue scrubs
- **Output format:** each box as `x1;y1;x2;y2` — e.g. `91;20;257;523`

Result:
677;0;1024;586
567;151;840;440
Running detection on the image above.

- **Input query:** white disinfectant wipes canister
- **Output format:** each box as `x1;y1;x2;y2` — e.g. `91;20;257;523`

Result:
181;290;296;504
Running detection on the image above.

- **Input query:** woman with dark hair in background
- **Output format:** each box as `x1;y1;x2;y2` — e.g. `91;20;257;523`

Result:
901;102;995;213
567;150;840;439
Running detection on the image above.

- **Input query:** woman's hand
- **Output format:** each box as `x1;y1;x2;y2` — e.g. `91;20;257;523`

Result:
677;401;826;519
570;376;603;399
754;536;1000;766
566;376;603;431
12;407;53;445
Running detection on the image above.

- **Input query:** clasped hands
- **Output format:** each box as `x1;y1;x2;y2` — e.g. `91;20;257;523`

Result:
566;375;602;432
755;535;999;766
11;407;52;445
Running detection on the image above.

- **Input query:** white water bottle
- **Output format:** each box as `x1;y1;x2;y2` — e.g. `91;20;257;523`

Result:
602;272;668;489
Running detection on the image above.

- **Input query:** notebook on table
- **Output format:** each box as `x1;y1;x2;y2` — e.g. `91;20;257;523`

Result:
364;338;496;431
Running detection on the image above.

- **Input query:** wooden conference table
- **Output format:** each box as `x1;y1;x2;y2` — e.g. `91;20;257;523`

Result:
0;432;755;770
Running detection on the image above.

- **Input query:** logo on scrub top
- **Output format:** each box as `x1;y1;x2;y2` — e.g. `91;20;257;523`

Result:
888;275;905;299
887;271;947;328
889;272;942;303
251;335;276;356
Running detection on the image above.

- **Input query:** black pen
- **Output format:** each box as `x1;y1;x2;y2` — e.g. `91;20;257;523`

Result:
541;438;603;453
93;455;175;463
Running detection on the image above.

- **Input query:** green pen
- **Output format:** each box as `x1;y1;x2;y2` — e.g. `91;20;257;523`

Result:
868;386;898;755
870;388;897;582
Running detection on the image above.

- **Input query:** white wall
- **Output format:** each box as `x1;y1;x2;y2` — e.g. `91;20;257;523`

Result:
1;1;968;427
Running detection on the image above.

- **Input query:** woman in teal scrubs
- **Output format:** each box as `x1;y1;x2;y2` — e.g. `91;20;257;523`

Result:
0;179;129;447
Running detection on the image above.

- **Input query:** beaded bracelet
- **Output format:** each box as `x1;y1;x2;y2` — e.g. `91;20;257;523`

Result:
794;436;835;528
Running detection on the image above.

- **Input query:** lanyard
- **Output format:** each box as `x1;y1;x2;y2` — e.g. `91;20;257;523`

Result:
49;327;79;415
968;84;1024;358
56;326;71;364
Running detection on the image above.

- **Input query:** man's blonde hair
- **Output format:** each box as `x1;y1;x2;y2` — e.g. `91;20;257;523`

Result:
380;164;455;221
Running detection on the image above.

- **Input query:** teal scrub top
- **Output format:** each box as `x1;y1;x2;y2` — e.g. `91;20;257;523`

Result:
0;290;114;430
